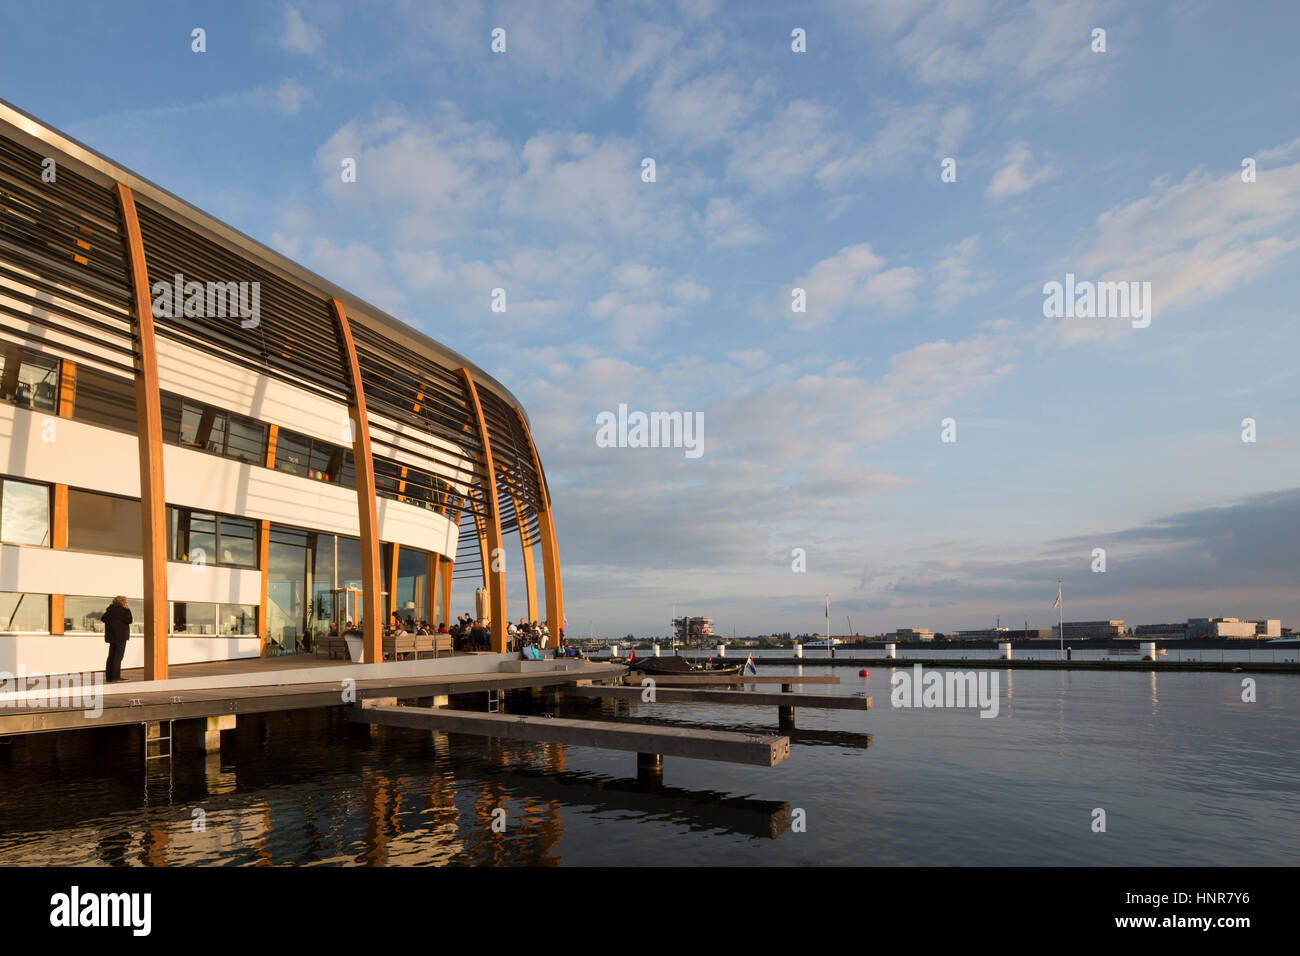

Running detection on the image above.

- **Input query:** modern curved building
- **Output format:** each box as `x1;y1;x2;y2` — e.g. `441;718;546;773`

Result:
0;99;562;679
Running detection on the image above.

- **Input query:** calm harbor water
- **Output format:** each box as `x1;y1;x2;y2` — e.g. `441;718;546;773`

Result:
1;664;1296;866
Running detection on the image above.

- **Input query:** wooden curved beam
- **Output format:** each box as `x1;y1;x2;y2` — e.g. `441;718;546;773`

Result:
513;410;563;639
113;183;169;680
457;368;507;651
513;489;539;623
330;297;384;663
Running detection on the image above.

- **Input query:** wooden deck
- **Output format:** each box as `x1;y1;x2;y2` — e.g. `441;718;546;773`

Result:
0;657;625;737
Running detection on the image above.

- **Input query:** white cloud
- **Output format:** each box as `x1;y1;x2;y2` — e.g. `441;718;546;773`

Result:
1053;149;1300;344
281;6;323;55
772;243;923;329
827;0;1122;104
275;78;311;115
986;142;1057;199
701;197;765;247
932;234;993;308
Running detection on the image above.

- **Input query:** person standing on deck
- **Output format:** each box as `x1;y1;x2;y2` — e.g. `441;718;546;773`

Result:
101;595;132;682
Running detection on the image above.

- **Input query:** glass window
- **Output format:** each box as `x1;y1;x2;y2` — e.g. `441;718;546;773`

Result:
0;592;49;632
180;401;226;453
181;511;218;565
1;351;59;411
308;439;336;481
71;366;137;434
217;515;257;568
203;409;226;454
226;415;265;464
219;603;258;636
395;545;429;623
68;489;141;557
63;595;142;634
172;602;217;635
339;451;355;488
0;479;50;546
275;430;311;477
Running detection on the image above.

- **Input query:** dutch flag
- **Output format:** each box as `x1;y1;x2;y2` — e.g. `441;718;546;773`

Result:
1052;581;1062;609
744;654;758;676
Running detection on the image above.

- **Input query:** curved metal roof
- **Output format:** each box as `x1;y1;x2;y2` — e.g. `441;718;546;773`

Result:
0;96;529;427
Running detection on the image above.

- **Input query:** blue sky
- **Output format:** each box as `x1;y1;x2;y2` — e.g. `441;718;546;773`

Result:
4;0;1298;637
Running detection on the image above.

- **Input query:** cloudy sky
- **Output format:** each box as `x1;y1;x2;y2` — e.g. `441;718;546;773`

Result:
5;0;1298;637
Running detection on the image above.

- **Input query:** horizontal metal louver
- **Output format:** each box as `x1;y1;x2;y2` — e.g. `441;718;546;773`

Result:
0;131;135;375
134;198;351;403
350;318;489;522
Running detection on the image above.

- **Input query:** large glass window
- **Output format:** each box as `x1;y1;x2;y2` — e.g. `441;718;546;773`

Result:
63;595;144;635
67;490;141;557
171;602;217;635
0;478;50;546
0;348;59;412
393;545;430;624
217;515;257;567
275;429;349;484
219;604;258;636
169;508;258;568
274;430;311;477
225;415;266;464
172;397;265;465
0;592;49;632
267;525;337;654
71;366;137;433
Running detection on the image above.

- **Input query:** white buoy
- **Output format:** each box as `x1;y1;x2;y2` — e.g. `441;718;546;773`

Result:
1000;642;1012;660
885;643;896;659
717;643;726;657
611;644;620;658
794;643;803;658
652;643;660;657
1141;641;1156;662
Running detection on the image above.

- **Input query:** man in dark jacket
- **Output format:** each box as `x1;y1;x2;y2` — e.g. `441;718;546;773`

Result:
101;595;133;682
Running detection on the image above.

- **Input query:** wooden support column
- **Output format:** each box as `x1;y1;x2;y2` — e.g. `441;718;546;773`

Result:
387;542;400;624
427;552;439;625
50;359;75;634
472;495;490;593
57;358;76;416
440;559;453;627
514;410;564;638
114;183;169;681
50;484;68;634
513;490;539;623
457;369;507;652
329;298;383;664
259;425;277;655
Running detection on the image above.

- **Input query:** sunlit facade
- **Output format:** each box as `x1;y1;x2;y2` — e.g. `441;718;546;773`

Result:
0;99;561;678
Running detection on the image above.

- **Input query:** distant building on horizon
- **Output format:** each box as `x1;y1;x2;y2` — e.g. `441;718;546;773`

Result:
959;627;1052;641
1053;620;1125;640
1135;622;1186;639
1134;618;1280;639
892;627;934;641
1185;617;1277;639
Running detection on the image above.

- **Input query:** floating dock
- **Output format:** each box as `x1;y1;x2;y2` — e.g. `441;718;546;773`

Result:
353;703;791;767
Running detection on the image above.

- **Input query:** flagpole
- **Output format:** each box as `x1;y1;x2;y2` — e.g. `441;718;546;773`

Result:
1058;579;1064;659
826;594;832;659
